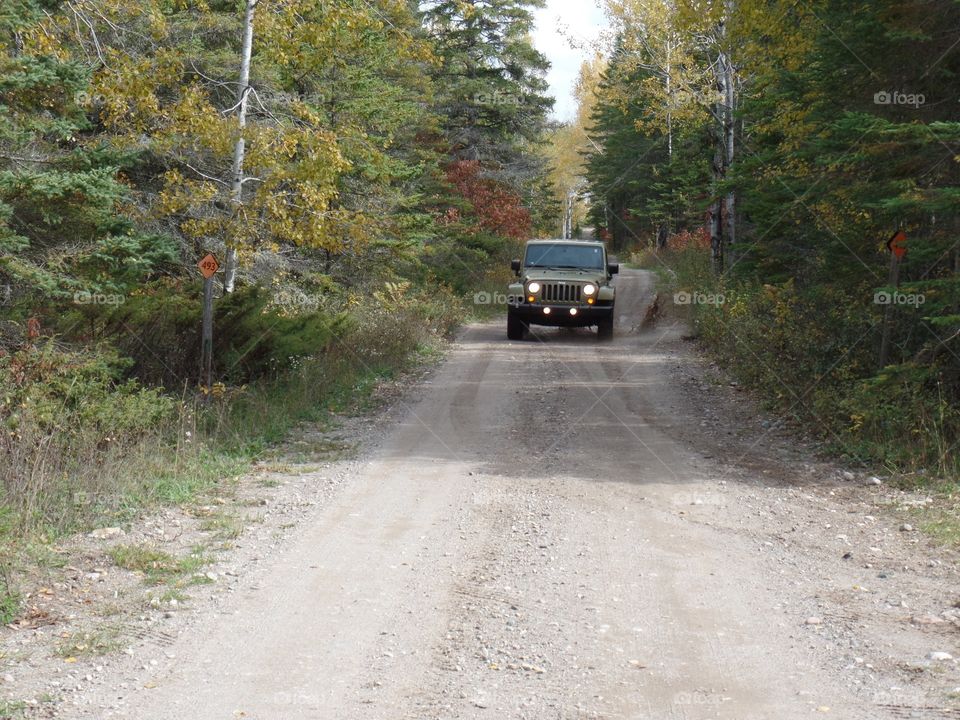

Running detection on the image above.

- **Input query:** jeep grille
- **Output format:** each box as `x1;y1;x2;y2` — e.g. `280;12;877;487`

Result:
541;282;582;303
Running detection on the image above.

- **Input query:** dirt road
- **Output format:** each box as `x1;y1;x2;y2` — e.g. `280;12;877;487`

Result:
66;269;959;719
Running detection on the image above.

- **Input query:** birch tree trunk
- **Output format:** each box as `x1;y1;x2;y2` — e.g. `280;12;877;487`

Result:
709;1;737;272
223;0;257;294
665;40;673;162
662;39;673;250
722;47;736;263
720;0;737;264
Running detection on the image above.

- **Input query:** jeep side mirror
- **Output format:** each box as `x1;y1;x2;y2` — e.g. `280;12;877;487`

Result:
511;258;521;273
607;262;619;276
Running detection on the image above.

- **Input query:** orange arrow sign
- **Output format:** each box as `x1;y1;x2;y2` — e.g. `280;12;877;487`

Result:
887;230;907;260
198;253;219;279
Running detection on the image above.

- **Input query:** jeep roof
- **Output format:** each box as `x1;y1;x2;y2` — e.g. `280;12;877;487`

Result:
525;239;604;247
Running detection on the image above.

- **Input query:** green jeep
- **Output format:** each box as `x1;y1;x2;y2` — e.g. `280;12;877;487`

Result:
507;239;618;340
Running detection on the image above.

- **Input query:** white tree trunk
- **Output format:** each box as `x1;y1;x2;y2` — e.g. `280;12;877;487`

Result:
666;40;673;162
223;0;257;294
710;1;737;271
722;49;736;258
721;0;737;261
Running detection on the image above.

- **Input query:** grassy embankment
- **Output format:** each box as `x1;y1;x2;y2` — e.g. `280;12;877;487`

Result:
0;285;461;620
633;243;960;543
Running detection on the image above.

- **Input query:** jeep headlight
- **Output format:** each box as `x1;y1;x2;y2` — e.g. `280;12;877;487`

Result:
583;284;597;296
527;281;541;294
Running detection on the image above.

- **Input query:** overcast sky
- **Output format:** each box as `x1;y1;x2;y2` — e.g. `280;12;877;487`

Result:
531;0;608;123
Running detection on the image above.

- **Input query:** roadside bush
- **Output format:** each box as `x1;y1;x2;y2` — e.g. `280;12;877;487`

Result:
51;282;351;387
0;343;176;531
661;245;959;475
836;363;960;474
203;282;461;451
60;279;203;388
423;231;513;295
0;281;463;541
348;281;461;366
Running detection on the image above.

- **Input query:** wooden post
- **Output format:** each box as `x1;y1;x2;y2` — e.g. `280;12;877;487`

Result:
878;248;901;369
197;253;220;397
201;275;214;395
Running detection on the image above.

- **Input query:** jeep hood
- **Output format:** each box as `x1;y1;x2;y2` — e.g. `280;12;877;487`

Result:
522;267;606;283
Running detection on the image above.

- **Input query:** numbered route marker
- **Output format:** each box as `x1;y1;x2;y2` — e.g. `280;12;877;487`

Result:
198;253;220;279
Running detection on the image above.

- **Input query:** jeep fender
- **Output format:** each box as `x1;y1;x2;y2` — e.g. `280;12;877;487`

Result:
598;285;615;303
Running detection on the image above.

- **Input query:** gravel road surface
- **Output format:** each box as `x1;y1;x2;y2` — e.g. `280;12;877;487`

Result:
58;269;960;720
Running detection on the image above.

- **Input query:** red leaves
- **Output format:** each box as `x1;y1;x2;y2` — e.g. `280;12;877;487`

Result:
668;227;710;251
26;317;41;342
444;160;532;240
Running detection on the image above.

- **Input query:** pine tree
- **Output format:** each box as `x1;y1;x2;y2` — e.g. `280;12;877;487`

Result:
0;0;176;307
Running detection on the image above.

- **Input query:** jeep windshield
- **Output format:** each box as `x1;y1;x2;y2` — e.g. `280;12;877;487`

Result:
524;244;604;270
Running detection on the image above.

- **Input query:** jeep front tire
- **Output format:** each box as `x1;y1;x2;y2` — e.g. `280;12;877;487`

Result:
597;314;614;341
507;310;528;340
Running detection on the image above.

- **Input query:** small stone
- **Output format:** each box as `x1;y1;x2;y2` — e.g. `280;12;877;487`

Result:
841;471;856;481
899;523;913;532
865;477;882;486
805;617;823;626
2;674;13;683
928;651;954;661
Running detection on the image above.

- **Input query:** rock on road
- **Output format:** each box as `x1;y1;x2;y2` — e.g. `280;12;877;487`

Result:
72;269;955;719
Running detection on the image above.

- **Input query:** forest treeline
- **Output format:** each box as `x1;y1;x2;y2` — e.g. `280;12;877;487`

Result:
0;0;557;543
4;0;960;558
566;0;960;474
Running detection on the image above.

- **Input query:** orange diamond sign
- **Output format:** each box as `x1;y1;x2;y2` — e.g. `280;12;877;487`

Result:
198;253;219;279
